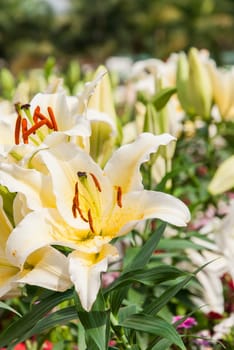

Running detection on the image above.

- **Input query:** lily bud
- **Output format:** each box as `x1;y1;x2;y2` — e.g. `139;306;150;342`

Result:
87;66;119;166
88;65;117;125
176;52;195;116
176;48;212;119
188;47;213;119
0;67;15;100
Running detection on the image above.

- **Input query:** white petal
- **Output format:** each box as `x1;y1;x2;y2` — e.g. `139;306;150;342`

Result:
0;163;55;210
19;246;72;292
104;132;175;193
6;209;57;267
69;244;118;311
114;190;190;237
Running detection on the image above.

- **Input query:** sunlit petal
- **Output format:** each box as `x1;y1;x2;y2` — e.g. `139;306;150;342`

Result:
69;244;118;311
104;132;175;193
19;246;72;292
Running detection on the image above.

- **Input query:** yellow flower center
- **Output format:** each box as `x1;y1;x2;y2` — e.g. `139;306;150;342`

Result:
72;171;123;236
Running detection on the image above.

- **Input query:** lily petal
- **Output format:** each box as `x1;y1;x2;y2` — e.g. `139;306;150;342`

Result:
19;246;72;292
0;163;55;210
69;244;118;311
104;190;190;238
104;132;175;193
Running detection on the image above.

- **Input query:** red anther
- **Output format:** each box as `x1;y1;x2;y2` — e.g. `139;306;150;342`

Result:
72;182;79;218
33;106;53;129
47;106;58;131
15;114;22;145
22;118;28;144
72;182;88;222
33;106;41;123
88;209;95;233
116;186;122;208
25;119;48;137
90;173;102;192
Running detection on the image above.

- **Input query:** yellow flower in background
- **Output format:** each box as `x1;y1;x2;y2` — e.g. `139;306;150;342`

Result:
207;62;234;121
4;133;190;310
208;155;234;195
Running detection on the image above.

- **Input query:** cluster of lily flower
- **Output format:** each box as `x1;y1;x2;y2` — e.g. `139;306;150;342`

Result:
0;46;234;348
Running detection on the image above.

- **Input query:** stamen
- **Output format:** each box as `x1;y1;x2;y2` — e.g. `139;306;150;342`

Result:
25;119;48;137
22;118;28;144
88;209;95;233
15;114;21;145
33;106;41;123
47;106;58;131
72;183;78;218
33;106;53;129
72;182;88;222
116;186;123;208
90;173;102;192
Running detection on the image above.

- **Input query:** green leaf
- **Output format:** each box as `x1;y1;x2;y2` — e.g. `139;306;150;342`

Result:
105;265;184;293
157;238;205;251
124;222;166;273
107;223;166;315
152;87;176;111
74;291;110;350
120;314;185;350
0;185;16;225
143;274;193;315
0;289;73;347
13;306;77;345
0;301;22;317
151;338;172;350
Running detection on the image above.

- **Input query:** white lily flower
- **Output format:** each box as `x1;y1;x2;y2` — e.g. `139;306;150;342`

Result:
5;133;190;310
0;196;71;297
215;202;234;280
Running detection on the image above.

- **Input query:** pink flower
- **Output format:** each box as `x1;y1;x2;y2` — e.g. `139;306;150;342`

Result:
172;315;197;329
108;340;117;346
102;272;120;288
